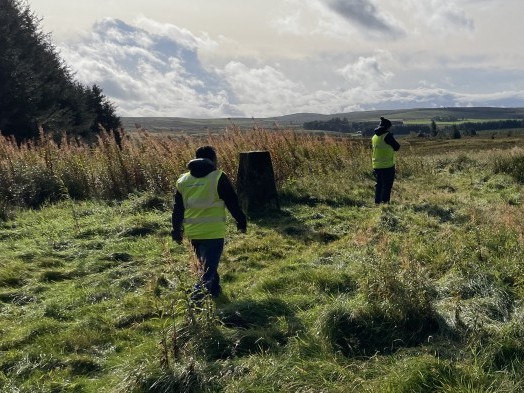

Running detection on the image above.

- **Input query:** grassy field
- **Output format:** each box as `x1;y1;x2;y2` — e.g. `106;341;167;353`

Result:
1;130;524;392
403;119;517;125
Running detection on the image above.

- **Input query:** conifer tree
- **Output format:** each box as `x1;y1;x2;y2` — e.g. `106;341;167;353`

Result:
451;124;461;139
0;0;120;141
430;120;438;137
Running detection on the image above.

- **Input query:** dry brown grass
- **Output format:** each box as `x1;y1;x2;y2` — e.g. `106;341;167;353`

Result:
2;129;522;211
0;127;369;208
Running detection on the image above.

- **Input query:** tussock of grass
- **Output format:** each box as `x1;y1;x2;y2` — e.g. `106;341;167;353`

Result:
123;192;170;213
493;148;524;183
0;261;30;287
40;269;76;282
256;265;357;296
483;323;524;375
378;355;456;392
317;298;440;357
412;203;463;223
118;360;215;393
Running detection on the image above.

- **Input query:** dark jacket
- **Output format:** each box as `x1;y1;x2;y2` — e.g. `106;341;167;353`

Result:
374;127;401;152
171;158;247;241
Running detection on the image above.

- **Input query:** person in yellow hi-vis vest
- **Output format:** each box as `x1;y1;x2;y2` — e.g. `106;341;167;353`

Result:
172;146;247;300
372;117;400;204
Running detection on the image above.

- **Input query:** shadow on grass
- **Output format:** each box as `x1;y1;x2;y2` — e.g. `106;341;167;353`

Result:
249;208;341;244
219;298;295;329
216;297;303;357
118;222;161;237
115;311;160;329
412;203;467;224
320;305;443;358
65;356;102;376
279;192;366;209
0;291;37;305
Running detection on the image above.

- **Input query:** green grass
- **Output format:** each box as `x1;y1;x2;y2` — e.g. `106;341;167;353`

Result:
404;118;502;125
1;134;524;392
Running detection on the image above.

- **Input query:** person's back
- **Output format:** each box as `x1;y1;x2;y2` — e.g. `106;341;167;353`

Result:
172;145;246;299
176;158;226;240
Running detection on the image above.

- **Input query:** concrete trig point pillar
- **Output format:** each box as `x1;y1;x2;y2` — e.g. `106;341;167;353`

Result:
236;151;280;215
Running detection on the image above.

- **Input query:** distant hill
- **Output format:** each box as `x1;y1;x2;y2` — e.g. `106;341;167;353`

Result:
121;107;524;133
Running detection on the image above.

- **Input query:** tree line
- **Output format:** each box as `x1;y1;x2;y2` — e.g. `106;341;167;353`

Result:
0;0;120;142
304;117;524;137
303;117;376;133
303;117;430;136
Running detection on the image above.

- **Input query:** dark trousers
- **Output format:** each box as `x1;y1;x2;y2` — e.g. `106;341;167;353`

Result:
191;238;224;298
374;167;396;204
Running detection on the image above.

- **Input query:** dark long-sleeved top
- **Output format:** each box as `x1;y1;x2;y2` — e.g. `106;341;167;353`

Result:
171;158;247;241
374;127;401;151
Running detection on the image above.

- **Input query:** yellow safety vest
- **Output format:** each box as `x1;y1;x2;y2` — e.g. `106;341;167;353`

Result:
372;133;395;169
176;169;226;239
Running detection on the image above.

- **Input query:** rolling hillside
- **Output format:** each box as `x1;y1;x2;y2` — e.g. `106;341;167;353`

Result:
121;107;524;133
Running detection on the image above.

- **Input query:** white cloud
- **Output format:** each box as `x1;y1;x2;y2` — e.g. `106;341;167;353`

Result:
401;0;475;35
337;53;394;88
219;62;306;115
133;16;218;51
60;18;236;117
271;11;305;35
58;16;524;119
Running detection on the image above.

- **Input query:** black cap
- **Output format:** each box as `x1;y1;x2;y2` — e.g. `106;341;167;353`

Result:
376;116;392;131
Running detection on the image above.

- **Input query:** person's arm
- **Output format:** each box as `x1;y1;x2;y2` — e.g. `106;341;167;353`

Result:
171;190;184;243
217;174;247;232
385;133;400;151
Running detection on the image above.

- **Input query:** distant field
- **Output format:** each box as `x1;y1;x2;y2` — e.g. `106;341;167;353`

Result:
121;117;299;134
401;132;524;155
403;118;516;125
121;107;524;133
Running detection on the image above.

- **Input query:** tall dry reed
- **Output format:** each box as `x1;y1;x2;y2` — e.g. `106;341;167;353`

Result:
0;127;377;208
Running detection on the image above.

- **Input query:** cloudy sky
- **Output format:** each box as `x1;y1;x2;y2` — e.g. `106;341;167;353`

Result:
30;0;524;118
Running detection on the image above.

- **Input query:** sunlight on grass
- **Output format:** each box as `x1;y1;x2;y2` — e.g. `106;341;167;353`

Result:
1;130;524;391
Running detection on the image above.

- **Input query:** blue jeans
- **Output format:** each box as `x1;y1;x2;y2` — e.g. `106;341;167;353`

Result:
191;238;224;298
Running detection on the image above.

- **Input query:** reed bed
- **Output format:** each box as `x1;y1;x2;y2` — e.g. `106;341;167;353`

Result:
1;127;520;212
0;128;371;208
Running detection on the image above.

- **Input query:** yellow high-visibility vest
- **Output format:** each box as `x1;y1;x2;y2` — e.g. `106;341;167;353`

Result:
372;133;395;169
176;169;226;239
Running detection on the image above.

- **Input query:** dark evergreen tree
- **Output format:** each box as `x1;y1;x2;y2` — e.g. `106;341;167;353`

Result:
86;85;121;134
451;124;461;139
0;0;120;141
430;120;438;137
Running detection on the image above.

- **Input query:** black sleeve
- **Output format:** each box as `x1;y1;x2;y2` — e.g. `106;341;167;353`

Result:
385;133;401;151
218;174;247;231
171;190;184;240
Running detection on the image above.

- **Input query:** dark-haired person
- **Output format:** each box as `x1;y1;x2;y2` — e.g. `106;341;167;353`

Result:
371;117;401;204
171;146;247;300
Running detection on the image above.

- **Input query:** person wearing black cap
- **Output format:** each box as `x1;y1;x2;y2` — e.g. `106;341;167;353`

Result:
371;117;400;204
